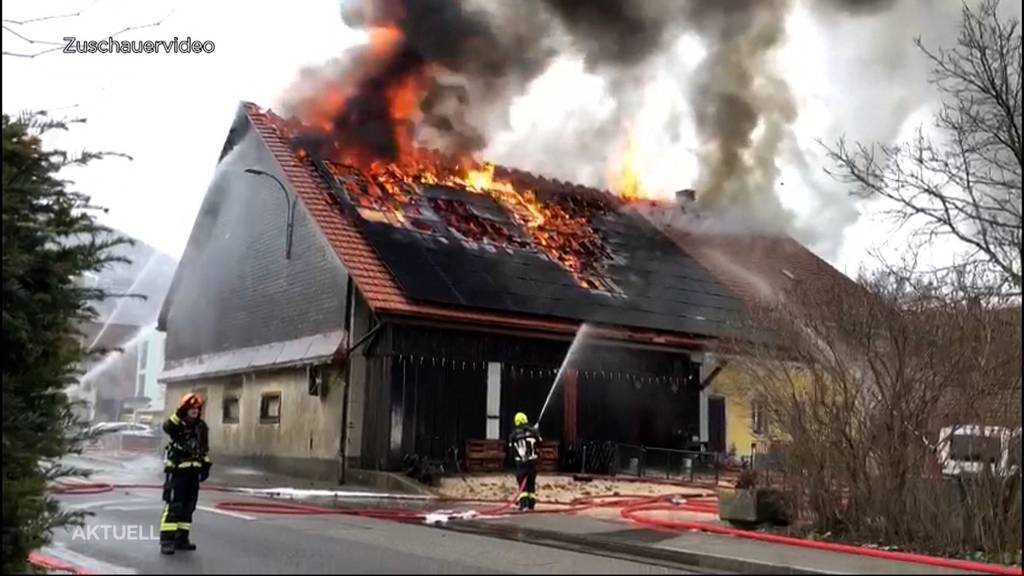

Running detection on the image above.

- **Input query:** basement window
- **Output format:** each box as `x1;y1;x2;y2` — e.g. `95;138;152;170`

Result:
222;397;240;424
260;393;281;424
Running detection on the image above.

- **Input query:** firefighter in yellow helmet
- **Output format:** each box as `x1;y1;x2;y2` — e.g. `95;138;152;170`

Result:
159;392;211;555
508;411;542;511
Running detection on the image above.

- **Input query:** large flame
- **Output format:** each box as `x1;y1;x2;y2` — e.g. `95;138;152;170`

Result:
279;11;629;293
612;127;646;201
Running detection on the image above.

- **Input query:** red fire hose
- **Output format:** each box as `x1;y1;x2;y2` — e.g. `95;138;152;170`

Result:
47;481;1022;576
621;496;1024;576
27;551;95;575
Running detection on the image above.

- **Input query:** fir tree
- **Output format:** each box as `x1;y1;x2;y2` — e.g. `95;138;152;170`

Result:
2;112;129;573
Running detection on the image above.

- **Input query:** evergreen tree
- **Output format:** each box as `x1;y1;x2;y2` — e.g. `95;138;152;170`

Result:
2;113;129;573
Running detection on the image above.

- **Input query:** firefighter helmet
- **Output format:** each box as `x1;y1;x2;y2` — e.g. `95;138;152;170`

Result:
514;412;529;427
179;392;205;410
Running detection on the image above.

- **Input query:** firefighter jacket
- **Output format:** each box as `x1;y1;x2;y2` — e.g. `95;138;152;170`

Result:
163;411;211;473
508;425;542;464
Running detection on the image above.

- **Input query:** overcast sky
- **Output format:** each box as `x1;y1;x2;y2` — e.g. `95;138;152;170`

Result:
4;0;1018;276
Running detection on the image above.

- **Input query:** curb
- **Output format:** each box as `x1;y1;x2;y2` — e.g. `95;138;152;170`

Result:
441;520;824;575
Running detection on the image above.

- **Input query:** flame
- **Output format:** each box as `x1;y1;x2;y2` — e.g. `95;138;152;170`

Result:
612;126;646;202
316;152;617;290
279;13;621;294
465;163;497;191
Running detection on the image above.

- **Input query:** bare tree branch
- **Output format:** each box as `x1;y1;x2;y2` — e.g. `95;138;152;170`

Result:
728;266;1021;557
2;7;175;59
2;0;99;26
824;0;1022;296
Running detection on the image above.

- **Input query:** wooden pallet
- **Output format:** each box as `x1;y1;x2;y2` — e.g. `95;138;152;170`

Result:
537;442;559;473
464;439;505;473
463;439;560;473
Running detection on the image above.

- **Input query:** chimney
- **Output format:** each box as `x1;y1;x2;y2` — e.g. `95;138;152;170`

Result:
675;189;696;211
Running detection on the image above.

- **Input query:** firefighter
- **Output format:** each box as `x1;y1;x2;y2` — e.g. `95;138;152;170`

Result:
159;392;211;555
508;412;541;511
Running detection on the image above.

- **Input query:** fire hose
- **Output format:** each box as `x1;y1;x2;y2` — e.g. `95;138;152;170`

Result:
27;551;94;576
46;481;1023;576
620;497;1024;576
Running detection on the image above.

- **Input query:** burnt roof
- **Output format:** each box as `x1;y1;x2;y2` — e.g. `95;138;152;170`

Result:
317;159;745;339
242;102;854;346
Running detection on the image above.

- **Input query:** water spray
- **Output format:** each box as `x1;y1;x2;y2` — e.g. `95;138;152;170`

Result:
538;323;592;425
86;254;157;353
81;323;157;385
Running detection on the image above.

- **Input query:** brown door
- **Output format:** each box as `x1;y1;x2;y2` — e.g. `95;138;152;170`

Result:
709;396;726;453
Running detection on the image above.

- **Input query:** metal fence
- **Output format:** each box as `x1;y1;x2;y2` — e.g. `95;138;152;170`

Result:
565;442;723;484
751;443;787;486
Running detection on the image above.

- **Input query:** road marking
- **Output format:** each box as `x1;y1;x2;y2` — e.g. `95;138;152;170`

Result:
197;505;256;521
102;505;160;512
65;499;138;511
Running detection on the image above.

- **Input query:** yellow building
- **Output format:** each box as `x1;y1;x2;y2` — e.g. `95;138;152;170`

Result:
707;364;770;465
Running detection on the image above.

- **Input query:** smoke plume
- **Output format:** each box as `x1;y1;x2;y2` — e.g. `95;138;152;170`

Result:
283;0;961;251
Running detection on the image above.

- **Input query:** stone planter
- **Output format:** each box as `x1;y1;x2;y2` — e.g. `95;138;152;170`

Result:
719;489;760;524
719;488;791;526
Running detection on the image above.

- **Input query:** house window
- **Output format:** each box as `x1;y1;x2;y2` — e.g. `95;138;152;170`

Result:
260;393;281;424
949;434;1001;464
751;400;768;436
223;397;240;424
307;365;325;397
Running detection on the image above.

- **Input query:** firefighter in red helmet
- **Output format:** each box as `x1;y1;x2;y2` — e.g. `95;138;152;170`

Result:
159;392;211;555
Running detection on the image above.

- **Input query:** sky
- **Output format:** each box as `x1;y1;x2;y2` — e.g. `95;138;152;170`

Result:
3;0;1018;276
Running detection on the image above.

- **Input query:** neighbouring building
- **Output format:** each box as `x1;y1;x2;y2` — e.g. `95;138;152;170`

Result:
135;329;167;414
158;102;857;480
635;227;863;463
75;321;143;422
73;231;178;422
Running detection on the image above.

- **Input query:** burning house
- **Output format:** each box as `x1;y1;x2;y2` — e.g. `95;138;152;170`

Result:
157;102;775;478
156;0;863;481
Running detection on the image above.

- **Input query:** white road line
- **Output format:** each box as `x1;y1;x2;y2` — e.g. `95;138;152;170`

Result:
103;505;160;512
196;504;256;521
65;499;138;510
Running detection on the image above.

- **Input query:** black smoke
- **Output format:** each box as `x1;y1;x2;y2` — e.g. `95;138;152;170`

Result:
288;0;901;208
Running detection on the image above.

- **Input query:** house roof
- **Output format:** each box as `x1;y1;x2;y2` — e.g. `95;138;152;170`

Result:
246;103;727;349
243;102;856;348
161;330;345;383
624;199;863;311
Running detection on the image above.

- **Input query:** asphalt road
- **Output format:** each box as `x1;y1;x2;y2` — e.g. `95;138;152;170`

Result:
47;460;695;574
